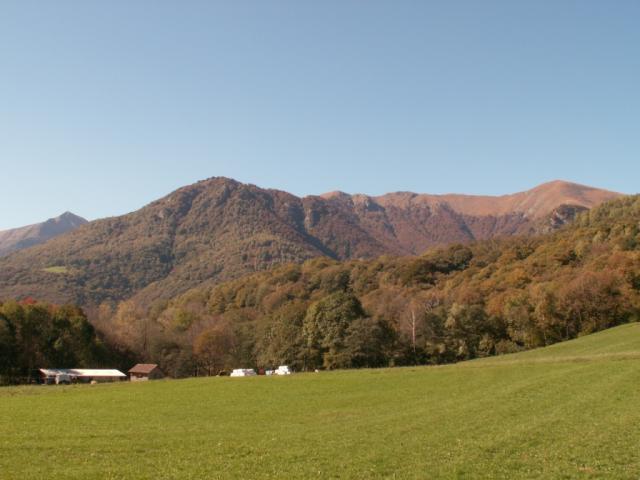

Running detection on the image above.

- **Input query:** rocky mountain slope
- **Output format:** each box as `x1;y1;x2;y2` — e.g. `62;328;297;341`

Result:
0;178;621;308
0;212;87;257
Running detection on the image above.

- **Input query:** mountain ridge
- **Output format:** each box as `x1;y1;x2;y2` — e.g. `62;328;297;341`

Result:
321;180;619;218
0;211;88;257
0;178;622;309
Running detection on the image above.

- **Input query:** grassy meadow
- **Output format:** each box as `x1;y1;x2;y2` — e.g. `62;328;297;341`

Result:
1;323;640;479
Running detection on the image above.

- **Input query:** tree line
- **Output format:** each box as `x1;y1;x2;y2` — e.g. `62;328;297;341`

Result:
0;300;127;384
92;195;640;376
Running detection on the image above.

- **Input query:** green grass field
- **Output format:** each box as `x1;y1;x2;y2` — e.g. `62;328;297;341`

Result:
2;324;640;479
42;266;69;274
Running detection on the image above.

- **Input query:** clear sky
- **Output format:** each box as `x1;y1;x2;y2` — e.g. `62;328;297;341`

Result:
1;1;638;230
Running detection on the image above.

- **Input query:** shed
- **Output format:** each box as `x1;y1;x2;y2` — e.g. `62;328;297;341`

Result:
39;368;127;384
128;364;164;381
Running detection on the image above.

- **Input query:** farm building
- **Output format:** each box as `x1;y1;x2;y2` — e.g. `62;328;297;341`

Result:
128;364;164;381
39;368;127;384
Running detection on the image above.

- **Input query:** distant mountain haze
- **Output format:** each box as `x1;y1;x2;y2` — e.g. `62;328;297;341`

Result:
0;178;621;308
0;212;87;257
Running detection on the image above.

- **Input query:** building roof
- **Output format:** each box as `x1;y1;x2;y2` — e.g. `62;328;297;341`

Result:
39;368;126;378
128;363;160;374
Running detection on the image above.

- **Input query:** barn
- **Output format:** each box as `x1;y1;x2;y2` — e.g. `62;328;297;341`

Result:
128;364;164;381
39;368;127;384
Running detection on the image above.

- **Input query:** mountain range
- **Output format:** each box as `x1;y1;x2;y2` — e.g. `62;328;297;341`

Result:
0;178;621;309
0;212;87;257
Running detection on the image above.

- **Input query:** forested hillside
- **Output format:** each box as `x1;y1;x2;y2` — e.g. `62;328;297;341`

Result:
0;300;124;384
0;178;619;310
98;195;640;376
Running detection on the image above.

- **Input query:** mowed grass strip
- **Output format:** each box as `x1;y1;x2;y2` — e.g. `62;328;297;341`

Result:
1;324;640;479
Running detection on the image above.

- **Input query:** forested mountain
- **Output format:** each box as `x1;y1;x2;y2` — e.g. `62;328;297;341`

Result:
0;212;87;257
99;195;640;376
0;177;619;310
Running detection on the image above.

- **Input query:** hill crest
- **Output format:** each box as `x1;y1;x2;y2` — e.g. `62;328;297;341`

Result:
322;180;620;219
0;211;88;257
0;177;622;307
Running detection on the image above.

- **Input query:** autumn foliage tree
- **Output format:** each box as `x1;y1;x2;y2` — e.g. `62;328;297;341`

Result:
193;324;236;375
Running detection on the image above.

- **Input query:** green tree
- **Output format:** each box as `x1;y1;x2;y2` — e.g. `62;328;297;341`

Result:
256;301;307;370
341;317;395;368
0;313;17;382
303;291;365;369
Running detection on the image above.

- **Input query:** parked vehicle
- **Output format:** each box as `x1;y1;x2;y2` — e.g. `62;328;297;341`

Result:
275;365;292;375
230;369;257;377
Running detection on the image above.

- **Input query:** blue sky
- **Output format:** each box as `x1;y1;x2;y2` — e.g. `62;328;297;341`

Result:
1;1;638;230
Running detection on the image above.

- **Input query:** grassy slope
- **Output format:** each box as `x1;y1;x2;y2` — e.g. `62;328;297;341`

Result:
1;324;639;479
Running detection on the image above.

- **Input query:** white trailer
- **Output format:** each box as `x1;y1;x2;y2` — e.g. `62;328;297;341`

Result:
275;365;292;375
230;368;257;377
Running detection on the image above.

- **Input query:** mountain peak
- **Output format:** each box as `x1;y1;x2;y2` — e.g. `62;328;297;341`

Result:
319;190;352;201
537;179;575;186
529;179;620;195
54;211;86;223
45;212;88;230
0;212;88;257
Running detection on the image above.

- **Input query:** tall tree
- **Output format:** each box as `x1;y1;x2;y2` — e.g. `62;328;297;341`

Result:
303;291;365;369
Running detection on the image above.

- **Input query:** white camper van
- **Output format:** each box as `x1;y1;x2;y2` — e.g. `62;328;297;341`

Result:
230;369;257;377
275;365;292;375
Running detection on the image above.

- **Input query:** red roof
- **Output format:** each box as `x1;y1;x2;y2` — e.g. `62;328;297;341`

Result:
128;363;159;374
